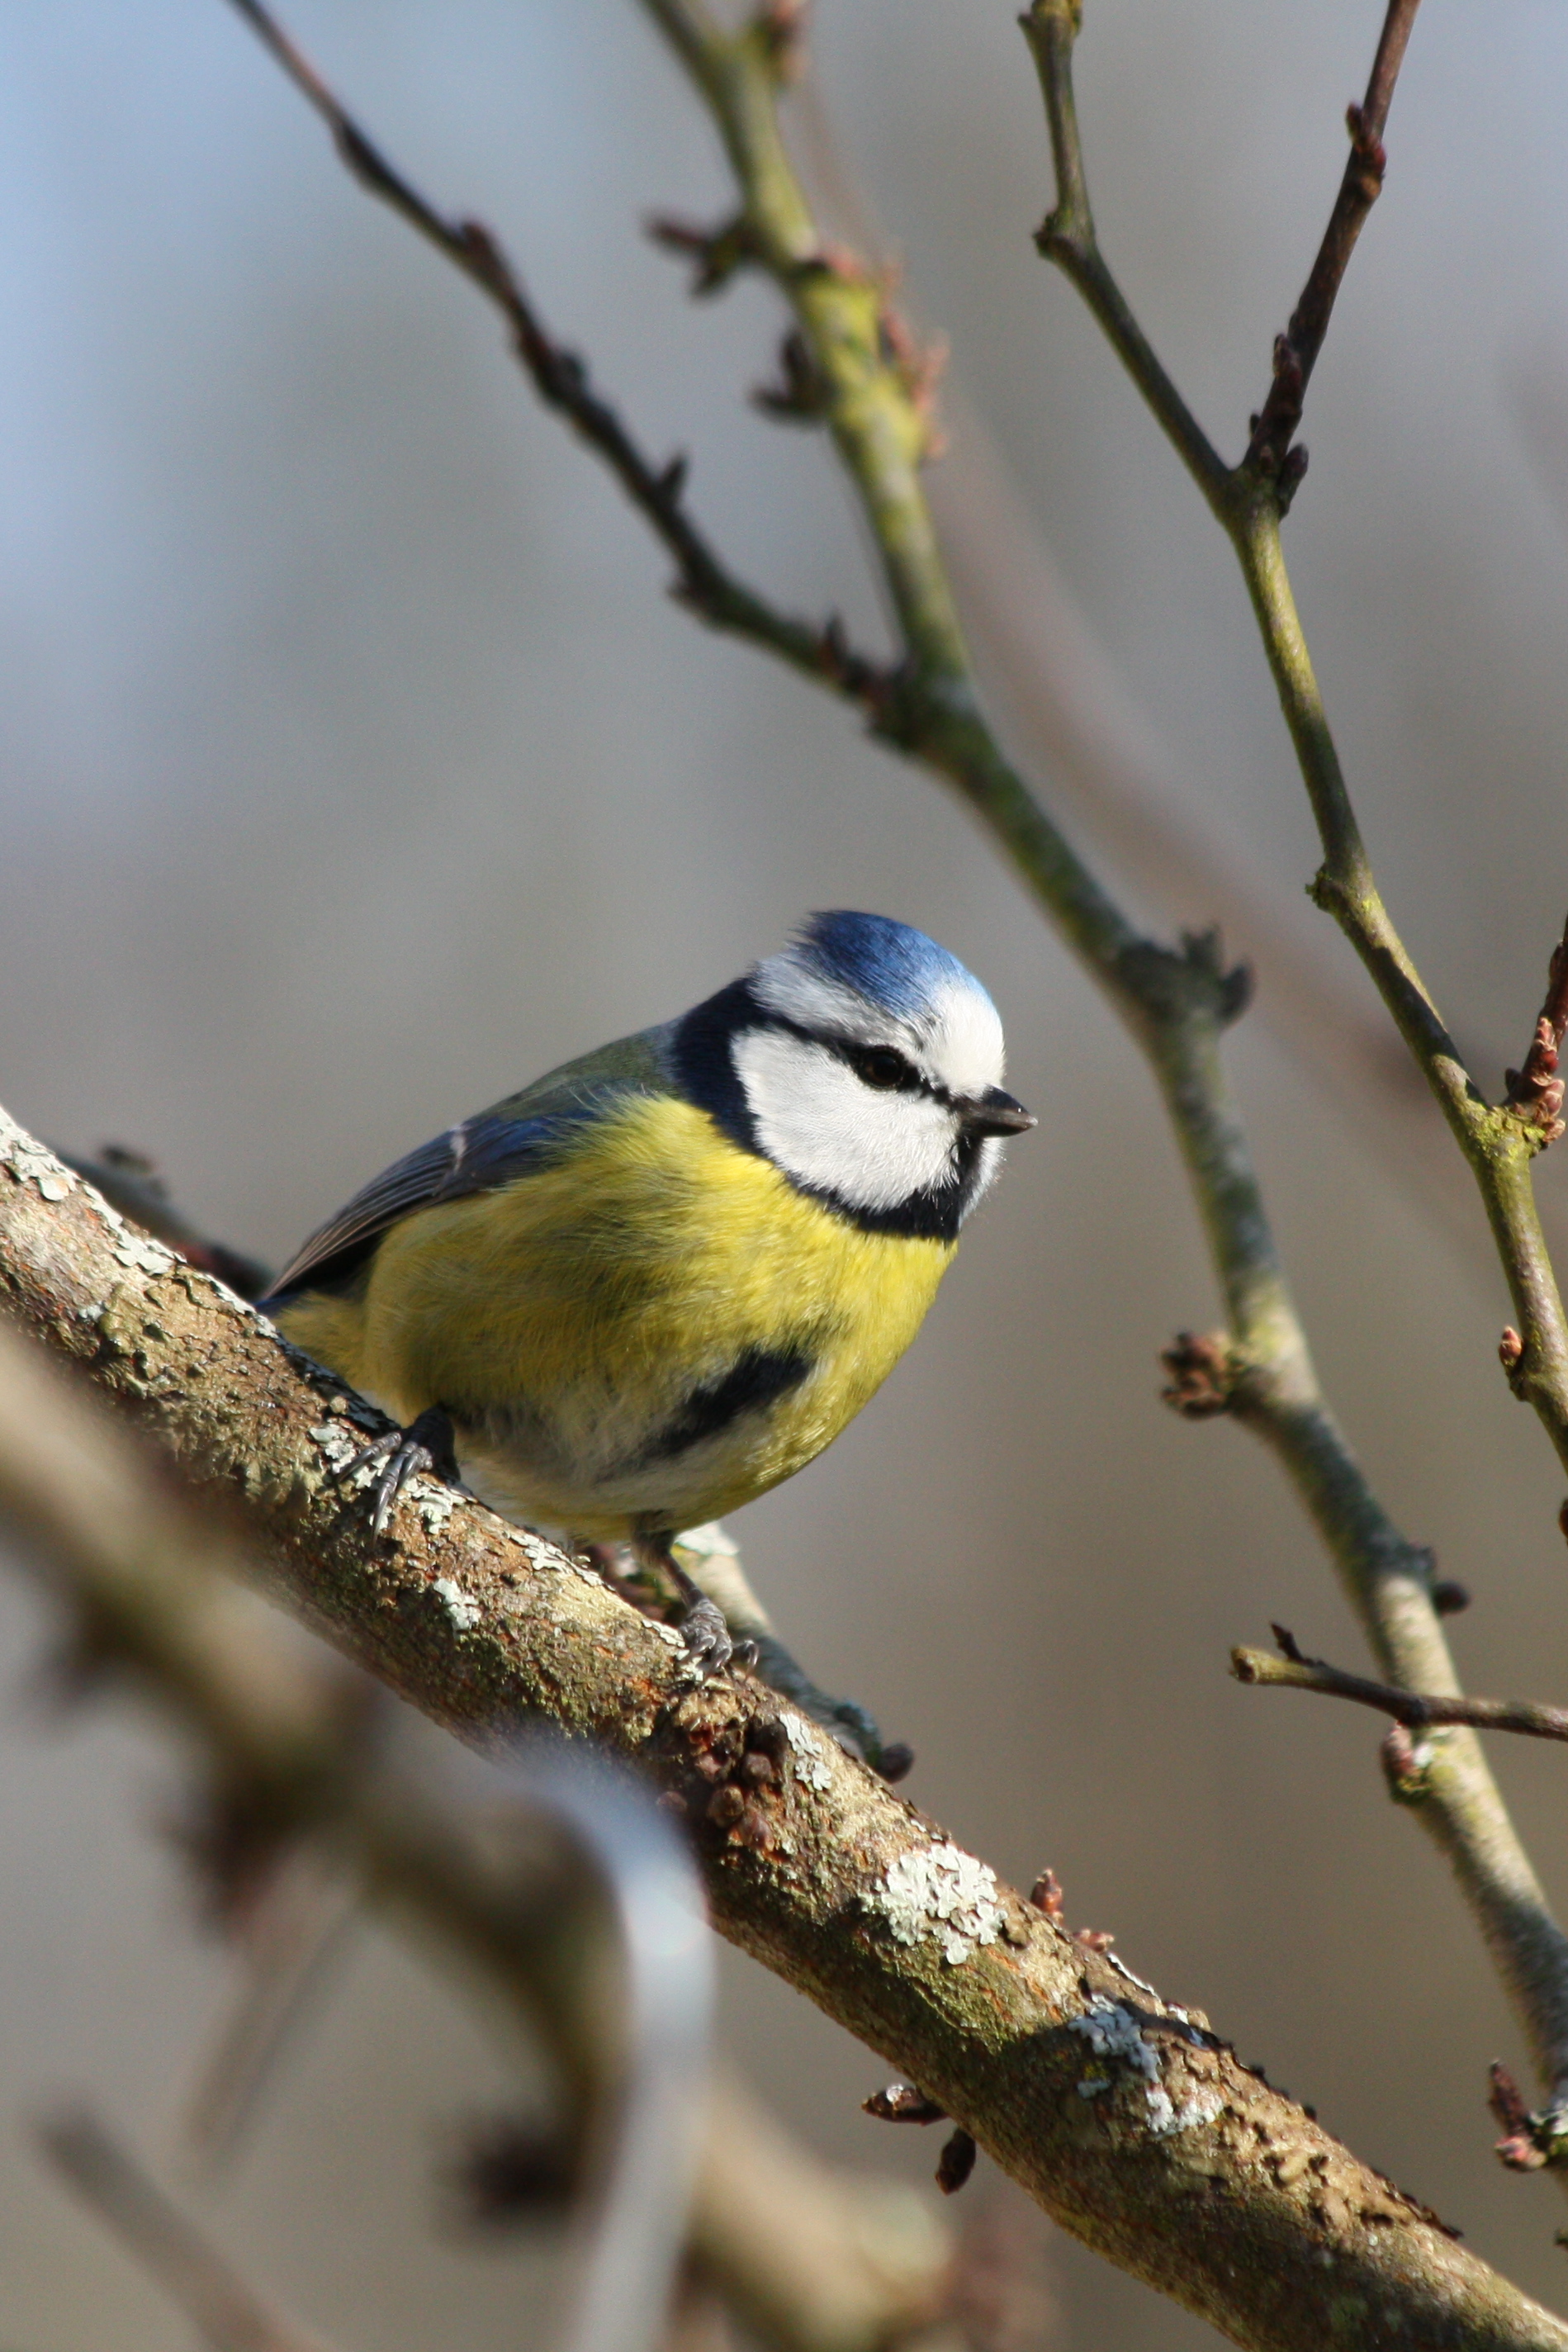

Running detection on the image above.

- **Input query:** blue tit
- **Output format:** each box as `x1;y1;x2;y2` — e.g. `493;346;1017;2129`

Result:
262;910;1033;1668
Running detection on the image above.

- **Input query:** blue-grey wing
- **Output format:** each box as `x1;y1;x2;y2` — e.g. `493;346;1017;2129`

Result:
261;1111;566;1303
262;1023;676;1306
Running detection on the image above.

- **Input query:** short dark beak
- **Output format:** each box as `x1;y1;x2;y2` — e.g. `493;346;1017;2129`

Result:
960;1088;1036;1138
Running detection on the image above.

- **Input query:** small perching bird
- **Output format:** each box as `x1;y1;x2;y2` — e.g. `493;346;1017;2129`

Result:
263;912;1033;1669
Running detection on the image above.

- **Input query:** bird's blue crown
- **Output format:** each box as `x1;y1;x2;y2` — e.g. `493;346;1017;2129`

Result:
790;910;993;1021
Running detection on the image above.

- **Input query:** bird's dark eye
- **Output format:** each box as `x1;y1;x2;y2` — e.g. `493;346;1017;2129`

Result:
848;1044;913;1091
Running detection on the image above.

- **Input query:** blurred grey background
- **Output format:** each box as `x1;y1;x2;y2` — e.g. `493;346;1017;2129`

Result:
4;1;1568;2343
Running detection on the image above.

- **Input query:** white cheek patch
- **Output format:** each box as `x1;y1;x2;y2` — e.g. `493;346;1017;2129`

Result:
732;1029;962;1212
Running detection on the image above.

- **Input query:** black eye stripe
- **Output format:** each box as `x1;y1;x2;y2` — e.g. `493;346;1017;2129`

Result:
757;1012;950;1104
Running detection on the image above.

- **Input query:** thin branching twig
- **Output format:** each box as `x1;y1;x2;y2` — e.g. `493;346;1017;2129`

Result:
1244;0;1425;480
223;0;878;704
1019;0;1568;2122
1234;1625;1568;1746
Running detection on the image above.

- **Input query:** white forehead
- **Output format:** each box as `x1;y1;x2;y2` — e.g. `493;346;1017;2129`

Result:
751;948;1007;1098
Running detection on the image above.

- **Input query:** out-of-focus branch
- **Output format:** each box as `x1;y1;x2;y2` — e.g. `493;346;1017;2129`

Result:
40;2108;334;2352
3;1129;1567;2349
1233;1626;1568;1745
179;1862;962;2352
178;1851;358;2169
0;1277;712;2352
688;2071;955;2352
1244;0;1424;481
210;0;1568;2184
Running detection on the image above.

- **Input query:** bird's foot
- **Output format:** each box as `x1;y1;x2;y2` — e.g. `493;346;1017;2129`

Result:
633;1537;755;1679
679;1592;740;1676
340;1405;460;1535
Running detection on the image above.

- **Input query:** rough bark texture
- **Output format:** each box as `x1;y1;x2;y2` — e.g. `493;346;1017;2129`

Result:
1;1107;1564;2352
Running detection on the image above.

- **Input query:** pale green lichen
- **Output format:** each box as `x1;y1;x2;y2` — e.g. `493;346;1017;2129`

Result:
781;1712;833;1794
0;1122;76;1205
111;1232;176;1275
432;1577;481;1634
872;1840;1002;1965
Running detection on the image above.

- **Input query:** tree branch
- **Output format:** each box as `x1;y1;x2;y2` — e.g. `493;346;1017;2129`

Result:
223;0;1144;992
618;23;1568;2113
1244;0;1424;479
618;40;1568;2128
5;1130;1568;2346
1019;1;1233;523
40;2108;334;2352
1233;1626;1568;1746
1014;1;1568;2121
1026;0;1568;1479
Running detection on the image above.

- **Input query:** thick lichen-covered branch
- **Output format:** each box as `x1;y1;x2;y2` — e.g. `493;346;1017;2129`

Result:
2;1130;1566;2350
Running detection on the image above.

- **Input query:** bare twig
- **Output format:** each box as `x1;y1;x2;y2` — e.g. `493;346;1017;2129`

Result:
783;83;1531;1286
221;0;878;704
5;1132;1566;2349
1244;0;1425;481
40;2108;333;2352
1028;1;1568;1477
1021;0;1568;1465
224;0;1145;988
213;0;1568;2174
1020;4;1231;523
1233;1625;1568;1746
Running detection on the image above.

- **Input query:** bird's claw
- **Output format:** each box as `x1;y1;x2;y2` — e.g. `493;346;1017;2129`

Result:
339;1406;459;1535
680;1594;740;1677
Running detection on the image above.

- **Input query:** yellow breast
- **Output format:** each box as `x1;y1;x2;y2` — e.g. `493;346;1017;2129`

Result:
276;1093;955;1539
